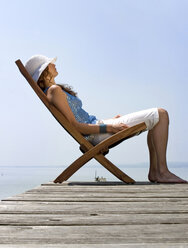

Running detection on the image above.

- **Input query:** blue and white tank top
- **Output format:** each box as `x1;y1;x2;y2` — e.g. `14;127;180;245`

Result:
43;86;98;124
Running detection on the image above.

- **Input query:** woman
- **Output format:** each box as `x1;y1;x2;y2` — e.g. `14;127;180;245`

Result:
25;55;187;183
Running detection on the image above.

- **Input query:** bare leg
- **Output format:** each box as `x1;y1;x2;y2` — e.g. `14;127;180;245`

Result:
147;130;158;182
149;108;187;183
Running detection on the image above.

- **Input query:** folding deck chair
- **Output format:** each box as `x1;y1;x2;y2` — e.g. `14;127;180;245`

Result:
15;59;147;184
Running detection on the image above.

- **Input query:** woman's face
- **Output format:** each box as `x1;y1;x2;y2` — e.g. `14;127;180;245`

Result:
48;63;58;78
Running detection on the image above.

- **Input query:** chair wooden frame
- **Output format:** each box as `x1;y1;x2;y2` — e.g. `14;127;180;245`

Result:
15;59;147;184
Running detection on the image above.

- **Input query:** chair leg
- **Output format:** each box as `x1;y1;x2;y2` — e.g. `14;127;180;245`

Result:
53;152;93;183
54;123;146;184
80;144;135;183
94;154;135;183
54;150;135;184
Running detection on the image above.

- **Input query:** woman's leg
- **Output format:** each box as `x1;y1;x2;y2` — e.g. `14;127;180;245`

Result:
93;108;187;183
150;108;187;183
147;130;158;182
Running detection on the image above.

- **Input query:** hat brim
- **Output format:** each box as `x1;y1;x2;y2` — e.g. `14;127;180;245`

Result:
33;57;57;82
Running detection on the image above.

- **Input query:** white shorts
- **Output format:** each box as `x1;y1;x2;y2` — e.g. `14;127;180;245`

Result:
87;108;159;145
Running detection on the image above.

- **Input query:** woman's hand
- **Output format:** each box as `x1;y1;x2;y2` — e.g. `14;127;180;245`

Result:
107;123;130;133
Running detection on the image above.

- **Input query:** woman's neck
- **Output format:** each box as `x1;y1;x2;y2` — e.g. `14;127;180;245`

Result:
45;80;56;88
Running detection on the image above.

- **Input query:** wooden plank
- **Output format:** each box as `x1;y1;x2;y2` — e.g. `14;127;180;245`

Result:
26;186;188;193
0;213;188;226
0;182;188;245
2;183;187;202
0;244;187;248
7;192;188;198
41;181;188;189
25;189;188;194
0;201;187;214
24;185;188;193
2;197;188;203
0;225;188;244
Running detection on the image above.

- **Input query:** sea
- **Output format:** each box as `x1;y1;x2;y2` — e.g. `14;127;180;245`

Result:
0;163;188;200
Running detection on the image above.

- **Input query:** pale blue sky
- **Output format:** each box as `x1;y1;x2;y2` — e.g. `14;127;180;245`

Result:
0;0;188;167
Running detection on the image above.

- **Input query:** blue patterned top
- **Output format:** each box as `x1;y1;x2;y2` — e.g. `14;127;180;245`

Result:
43;86;98;124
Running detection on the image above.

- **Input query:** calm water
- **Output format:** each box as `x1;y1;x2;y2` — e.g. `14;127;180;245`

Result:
0;163;188;200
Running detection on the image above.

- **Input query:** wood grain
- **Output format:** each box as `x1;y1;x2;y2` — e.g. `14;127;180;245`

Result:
0;182;188;245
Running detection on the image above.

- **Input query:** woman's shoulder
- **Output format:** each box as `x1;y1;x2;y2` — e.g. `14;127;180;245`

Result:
48;85;64;94
49;84;61;91
47;85;67;99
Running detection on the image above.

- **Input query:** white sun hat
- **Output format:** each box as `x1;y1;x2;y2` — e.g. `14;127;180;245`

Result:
25;55;57;82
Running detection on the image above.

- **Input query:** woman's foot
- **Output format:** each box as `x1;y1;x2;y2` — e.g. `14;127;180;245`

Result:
148;169;187;183
157;170;187;183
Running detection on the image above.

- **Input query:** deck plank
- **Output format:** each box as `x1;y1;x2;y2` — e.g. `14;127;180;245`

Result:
0;225;188;244
0;181;188;245
0;213;188;225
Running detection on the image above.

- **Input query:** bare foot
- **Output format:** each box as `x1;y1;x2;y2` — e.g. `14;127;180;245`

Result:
156;170;187;183
148;169;187;183
148;165;188;183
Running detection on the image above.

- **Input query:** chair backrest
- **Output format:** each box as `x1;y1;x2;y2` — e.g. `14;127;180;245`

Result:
15;59;88;145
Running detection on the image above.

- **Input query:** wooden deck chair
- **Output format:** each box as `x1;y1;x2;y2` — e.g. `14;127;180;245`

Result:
15;59;147;184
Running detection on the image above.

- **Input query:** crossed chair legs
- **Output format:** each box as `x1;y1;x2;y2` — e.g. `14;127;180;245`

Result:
54;122;147;184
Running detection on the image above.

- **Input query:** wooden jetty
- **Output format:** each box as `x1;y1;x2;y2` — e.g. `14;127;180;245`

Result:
0;181;188;247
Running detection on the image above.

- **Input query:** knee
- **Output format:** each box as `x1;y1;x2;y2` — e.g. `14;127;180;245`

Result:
158;108;169;124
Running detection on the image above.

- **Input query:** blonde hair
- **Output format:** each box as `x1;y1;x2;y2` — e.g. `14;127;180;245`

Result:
37;66;77;96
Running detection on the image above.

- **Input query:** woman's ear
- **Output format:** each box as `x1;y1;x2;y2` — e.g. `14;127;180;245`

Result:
39;81;44;88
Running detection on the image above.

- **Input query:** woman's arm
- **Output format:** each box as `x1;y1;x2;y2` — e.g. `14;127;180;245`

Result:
47;85;128;135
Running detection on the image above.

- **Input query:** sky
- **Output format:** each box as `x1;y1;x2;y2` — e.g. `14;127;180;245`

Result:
0;0;188;167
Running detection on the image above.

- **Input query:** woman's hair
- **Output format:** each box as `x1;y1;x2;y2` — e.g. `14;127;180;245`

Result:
37;66;77;96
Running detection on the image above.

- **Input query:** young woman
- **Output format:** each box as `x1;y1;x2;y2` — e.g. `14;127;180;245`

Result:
25;55;187;183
